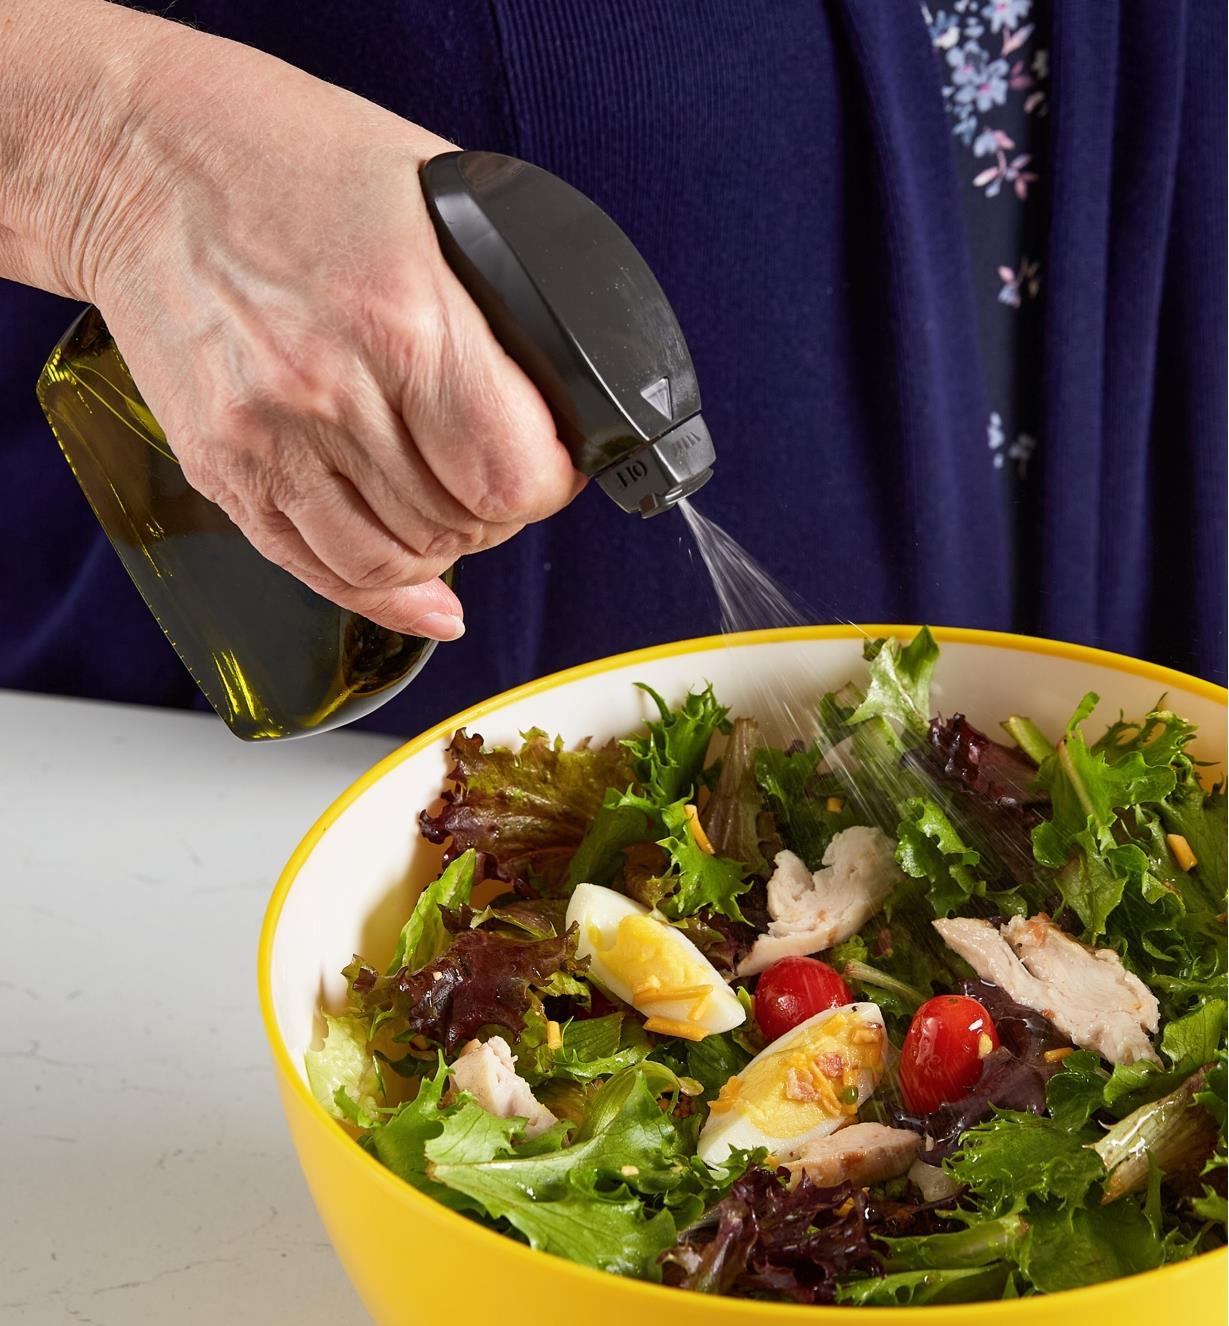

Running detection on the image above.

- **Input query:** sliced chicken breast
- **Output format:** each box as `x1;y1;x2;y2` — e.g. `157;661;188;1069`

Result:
448;1035;558;1139
738;828;902;977
933;914;1160;1065
785;1122;921;1189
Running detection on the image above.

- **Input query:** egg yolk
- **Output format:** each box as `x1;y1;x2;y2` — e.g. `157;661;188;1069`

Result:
709;1012;885;1137
589;913;716;1031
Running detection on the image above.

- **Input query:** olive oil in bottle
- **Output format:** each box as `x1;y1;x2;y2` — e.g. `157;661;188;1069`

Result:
37;307;438;741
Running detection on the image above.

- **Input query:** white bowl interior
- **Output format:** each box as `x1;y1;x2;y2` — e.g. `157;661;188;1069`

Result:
270;636;1226;1076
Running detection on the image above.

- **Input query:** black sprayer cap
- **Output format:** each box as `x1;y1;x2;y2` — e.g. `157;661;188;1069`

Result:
420;151;713;516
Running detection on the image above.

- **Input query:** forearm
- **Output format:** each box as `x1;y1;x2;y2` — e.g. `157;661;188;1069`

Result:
0;0;184;301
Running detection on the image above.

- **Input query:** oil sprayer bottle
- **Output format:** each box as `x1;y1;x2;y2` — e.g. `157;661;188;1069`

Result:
36;151;715;740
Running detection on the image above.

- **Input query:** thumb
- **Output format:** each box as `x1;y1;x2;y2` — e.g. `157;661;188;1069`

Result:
333;576;465;640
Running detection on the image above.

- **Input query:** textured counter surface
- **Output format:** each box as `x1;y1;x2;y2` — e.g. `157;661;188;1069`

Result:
0;690;399;1324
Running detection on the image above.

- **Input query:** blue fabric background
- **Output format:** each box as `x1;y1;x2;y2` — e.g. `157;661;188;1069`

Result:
1;0;1223;738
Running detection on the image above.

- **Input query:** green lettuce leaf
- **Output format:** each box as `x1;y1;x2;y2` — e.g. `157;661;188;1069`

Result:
848;627;939;745
1020;1198;1161;1292
360;1058;475;1210
1191;1048;1226;1223
1044;1051;1109;1131
1103;999;1228;1113
424;1067;702;1278
944;1111;1104;1215
678;1025;753;1099
754;745;859;870
883;1215;1027;1271
1031;695;1178;939
512;1010;650;1086
566;787;659;889
1160;768;1229;916
622;683;729;805
836;1265;1012;1306
656;800;750;922
894;797;987;918
305;1013;382;1125
566;684;733;891
387;849;478;974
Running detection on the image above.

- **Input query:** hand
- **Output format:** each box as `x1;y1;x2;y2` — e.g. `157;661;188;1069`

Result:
3;2;582;639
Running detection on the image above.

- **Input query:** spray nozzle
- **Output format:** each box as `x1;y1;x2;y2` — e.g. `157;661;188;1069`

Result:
420;152;714;517
595;417;714;517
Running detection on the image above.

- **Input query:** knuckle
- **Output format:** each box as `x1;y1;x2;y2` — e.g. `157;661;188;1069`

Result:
417;522;490;562
463;457;554;524
241;509;308;568
347;552;421;592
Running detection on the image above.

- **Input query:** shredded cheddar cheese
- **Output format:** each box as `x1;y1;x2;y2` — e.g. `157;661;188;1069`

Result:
1166;833;1198;872
644;1015;708;1041
545;1020;563;1050
684;803;716;854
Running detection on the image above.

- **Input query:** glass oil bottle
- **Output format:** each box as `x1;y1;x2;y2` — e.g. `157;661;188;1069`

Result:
37;307;438;740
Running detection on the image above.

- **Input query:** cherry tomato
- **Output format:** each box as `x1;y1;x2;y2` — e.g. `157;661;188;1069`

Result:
754;956;854;1042
898;995;1000;1114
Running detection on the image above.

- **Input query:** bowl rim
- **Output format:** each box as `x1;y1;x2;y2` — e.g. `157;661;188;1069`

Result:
258;624;1228;1318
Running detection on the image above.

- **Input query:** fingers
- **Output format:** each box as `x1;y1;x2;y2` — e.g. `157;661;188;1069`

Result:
393;261;585;530
282;468;449;591
337;576;464;639
235;500;465;639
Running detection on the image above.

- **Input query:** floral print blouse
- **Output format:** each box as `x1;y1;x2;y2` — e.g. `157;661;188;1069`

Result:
925;0;1050;481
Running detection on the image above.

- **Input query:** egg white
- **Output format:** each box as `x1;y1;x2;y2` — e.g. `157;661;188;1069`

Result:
696;1001;886;1166
565;882;745;1037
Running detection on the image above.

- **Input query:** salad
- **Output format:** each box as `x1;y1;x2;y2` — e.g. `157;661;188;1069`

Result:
307;629;1227;1306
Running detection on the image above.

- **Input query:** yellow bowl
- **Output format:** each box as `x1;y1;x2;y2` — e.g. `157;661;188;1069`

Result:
259;626;1228;1325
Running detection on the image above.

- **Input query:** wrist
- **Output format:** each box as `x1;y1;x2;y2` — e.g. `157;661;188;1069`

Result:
0;0;185;302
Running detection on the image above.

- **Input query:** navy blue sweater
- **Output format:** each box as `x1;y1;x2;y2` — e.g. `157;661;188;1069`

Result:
1;1;1223;736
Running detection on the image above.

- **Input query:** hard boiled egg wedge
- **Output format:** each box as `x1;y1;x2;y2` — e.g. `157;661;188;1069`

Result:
696;1002;887;1166
566;882;745;1040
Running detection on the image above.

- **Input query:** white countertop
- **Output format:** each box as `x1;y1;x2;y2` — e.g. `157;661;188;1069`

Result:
1;690;401;1325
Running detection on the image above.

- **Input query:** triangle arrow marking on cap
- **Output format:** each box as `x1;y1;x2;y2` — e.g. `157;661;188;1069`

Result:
640;376;673;418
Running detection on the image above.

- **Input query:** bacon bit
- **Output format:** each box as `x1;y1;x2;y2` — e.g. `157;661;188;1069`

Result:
819;1053;845;1078
684;803;715;855
1166;833;1198;872
1044;1046;1075;1064
788;1061;843;1114
826;796;844;813
545;1020;563;1051
785;1068;820;1102
645;1015;707;1041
